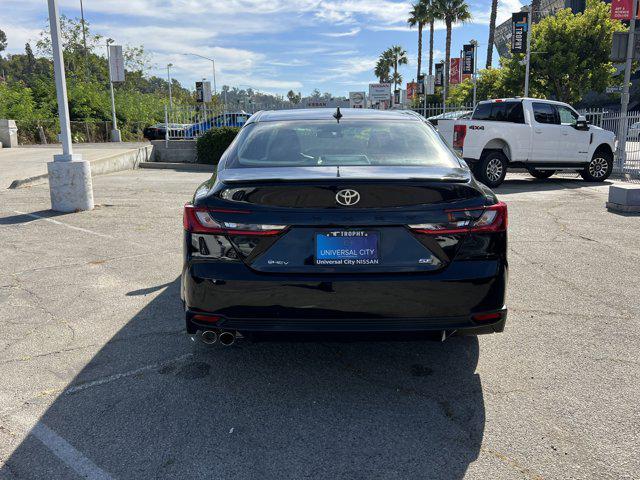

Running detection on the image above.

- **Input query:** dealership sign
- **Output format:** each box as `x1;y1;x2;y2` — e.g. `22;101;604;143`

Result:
368;83;391;102
611;0;640;19
511;12;529;54
349;91;366;108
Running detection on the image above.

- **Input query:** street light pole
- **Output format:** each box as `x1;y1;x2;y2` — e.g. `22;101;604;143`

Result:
471;39;478;106
106;39;121;142
185;53;217;94
616;0;638;170
167;63;173;109
524;9;532;97
46;0;94;212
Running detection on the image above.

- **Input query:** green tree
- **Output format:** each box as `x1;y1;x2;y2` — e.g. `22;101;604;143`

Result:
433;0;471;97
286;90;301;104
374;56;391;82
0;29;7;52
502;0;625;103
383;45;408;90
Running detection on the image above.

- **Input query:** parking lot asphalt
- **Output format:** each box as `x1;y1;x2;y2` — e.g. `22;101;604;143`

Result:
0;169;638;480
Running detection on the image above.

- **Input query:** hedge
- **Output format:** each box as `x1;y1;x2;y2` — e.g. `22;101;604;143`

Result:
196;127;241;165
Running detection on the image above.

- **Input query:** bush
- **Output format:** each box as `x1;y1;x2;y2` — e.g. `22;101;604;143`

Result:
196;127;241;164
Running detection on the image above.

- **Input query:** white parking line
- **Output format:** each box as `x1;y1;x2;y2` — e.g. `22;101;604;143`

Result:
12;211;114;239
64;353;193;395
30;422;114;480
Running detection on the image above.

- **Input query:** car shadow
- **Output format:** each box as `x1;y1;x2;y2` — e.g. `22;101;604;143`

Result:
2;278;484;480
495;175;614;194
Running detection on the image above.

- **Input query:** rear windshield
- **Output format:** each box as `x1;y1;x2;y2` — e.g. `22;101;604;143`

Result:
223;120;459;168
472;101;525;123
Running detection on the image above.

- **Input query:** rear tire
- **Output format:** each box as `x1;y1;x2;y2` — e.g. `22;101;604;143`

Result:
580;150;613;182
528;169;555;179
476;151;508;188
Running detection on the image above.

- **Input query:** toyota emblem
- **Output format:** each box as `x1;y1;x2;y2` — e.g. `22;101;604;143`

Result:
335;189;360;206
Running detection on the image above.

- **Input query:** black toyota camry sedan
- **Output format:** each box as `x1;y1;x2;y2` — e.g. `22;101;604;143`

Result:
182;108;507;345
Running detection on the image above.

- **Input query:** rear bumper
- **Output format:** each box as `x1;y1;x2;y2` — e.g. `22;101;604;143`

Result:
182;259;507;335
186;309;507;335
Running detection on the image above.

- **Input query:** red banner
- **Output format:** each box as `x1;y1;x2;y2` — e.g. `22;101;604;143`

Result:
611;0;639;20
449;58;461;85
406;82;418;99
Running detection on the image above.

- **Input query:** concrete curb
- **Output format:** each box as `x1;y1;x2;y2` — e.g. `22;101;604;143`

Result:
7;145;153;189
139;162;213;172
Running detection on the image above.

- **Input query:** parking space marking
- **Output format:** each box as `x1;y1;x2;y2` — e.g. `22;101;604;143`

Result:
29;421;114;480
64;353;193;395
12;211;114;239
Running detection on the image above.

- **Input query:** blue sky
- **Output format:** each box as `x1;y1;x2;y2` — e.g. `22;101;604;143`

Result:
2;0;522;96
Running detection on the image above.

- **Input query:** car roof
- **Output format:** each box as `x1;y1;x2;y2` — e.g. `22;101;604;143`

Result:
249;108;423;123
477;97;569;107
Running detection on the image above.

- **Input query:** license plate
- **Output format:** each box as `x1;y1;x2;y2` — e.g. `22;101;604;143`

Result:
315;231;379;265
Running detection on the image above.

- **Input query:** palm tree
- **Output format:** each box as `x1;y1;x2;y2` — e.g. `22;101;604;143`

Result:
433;0;471;97
407;1;430;80
486;0;498;68
427;1;439;75
374;56;391;83
384;45;408;90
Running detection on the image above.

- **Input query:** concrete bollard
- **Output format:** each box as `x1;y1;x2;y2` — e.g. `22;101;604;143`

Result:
47;155;94;212
0;119;19;148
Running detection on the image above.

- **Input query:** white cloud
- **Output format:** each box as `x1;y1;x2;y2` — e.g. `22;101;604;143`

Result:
1;25;41;54
322;27;361;37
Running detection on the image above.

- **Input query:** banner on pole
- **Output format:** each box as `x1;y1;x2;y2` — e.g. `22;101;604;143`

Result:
196;81;212;103
434;63;444;87
406;82;418;99
108;45;125;83
511;12;529;54
449;58;461;85
611;0;640;19
462;44;474;75
425;74;435;94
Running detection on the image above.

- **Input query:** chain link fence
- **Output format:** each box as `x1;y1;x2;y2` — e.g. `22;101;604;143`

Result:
15;119;148;145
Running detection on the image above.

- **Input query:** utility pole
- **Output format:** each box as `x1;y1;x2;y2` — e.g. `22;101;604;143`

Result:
617;0;638;170
46;0;94;212
167;63;173;109
524;9;532;97
106;39;121;142
471;39;478;106
79;0;89;77
185;53;217;94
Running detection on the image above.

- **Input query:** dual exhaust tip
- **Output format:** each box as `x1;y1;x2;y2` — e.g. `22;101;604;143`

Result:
200;329;236;346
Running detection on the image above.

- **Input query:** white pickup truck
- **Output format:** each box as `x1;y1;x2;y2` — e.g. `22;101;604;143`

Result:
438;98;616;188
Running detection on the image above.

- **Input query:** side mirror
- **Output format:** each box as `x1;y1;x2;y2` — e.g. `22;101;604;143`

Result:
574;115;589;130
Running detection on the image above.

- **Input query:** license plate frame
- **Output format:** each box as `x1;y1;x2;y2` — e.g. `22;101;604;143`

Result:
314;230;380;266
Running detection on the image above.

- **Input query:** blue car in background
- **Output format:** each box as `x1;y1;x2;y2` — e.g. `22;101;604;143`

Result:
183;112;251;138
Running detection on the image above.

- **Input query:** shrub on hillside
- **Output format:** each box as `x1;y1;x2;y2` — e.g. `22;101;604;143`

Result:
196;127;241;164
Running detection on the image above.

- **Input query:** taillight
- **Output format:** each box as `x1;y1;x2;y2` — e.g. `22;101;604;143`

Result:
453;124;467;149
409;201;507;235
183;204;287;235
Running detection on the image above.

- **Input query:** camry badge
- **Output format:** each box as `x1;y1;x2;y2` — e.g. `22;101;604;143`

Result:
335;189;360;206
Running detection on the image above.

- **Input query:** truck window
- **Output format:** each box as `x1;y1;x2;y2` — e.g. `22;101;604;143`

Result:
533;102;558;124
556;105;578;126
472;103;491;120
472;101;524;123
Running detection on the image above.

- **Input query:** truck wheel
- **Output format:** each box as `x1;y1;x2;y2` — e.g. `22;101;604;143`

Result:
528;169;555;179
580;151;612;182
476;152;508;188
